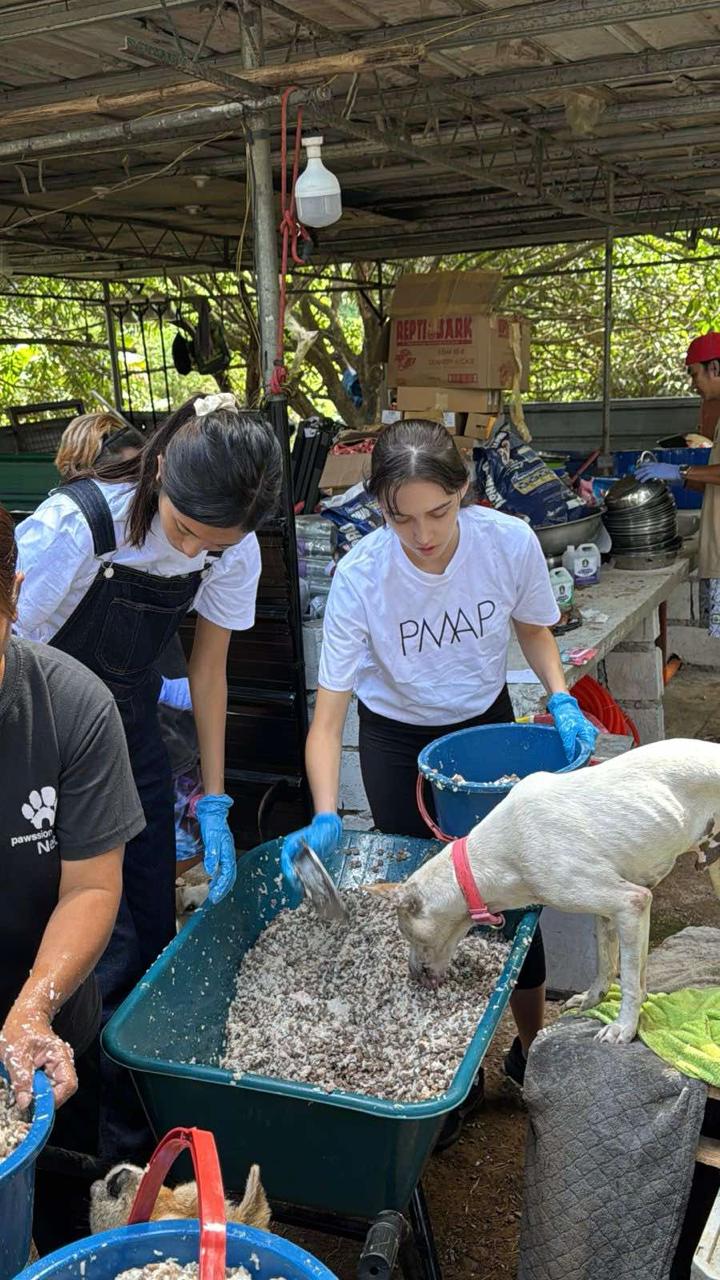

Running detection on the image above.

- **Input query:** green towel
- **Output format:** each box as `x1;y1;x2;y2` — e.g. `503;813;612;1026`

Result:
576;984;720;1086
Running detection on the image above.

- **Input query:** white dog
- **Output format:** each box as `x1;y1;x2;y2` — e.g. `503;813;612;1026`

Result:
376;739;720;1045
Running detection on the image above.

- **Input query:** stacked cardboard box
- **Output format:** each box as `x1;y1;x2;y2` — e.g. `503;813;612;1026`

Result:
390;386;501;442
385;268;530;444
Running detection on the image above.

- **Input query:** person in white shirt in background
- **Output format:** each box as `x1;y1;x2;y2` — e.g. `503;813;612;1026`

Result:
14;392;282;1162
54;410;202;853
282;419;596;1142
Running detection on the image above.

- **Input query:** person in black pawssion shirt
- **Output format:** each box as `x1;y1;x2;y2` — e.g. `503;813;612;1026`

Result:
0;504;145;1254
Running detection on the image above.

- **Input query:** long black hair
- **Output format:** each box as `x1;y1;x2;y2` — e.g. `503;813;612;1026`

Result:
365;419;473;516
89;396;283;546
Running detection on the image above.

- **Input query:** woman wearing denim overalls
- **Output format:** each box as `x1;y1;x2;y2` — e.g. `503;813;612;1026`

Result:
14;391;282;1160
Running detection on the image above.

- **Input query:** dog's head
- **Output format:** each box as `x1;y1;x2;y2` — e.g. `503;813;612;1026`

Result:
368;879;471;988
89;1163;143;1232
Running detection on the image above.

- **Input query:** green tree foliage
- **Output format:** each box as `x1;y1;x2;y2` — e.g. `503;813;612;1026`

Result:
0;234;718;427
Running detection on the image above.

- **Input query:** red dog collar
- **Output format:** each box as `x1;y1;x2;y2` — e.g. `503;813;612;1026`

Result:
451;837;505;929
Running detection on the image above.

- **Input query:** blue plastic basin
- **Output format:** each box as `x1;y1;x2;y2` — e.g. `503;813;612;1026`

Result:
418;721;591;837
19;1220;336;1279
0;1068;54;1279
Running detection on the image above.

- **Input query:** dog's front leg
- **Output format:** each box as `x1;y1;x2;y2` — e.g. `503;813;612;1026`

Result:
595;886;652;1045
564;916;618;1012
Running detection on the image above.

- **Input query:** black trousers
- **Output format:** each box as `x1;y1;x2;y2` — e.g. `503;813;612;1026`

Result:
32;1037;103;1255
358;688;546;990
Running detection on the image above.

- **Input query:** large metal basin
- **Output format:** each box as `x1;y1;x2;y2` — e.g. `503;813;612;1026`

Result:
534;509;604;558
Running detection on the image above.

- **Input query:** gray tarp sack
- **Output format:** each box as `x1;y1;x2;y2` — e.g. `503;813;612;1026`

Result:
517;1016;707;1280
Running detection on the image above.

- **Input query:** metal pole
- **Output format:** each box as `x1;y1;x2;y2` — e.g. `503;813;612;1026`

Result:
238;7;308;792
103;280;124;410
240;1;280;391
601;174;614;457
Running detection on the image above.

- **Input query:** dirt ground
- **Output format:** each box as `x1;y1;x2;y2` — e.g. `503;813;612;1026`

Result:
279;665;720;1279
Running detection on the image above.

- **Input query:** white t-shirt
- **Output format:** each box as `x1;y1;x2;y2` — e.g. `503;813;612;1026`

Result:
15;481;262;643
318;505;560;725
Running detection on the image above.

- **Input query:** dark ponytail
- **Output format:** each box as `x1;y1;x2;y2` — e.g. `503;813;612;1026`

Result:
366;419;473;516
0;505;18;621
90;395;283;546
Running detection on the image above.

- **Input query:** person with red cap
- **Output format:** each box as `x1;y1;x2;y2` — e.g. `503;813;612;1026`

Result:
637;331;720;635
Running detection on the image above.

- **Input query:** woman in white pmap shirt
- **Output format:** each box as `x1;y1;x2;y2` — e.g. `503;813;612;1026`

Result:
283;420;596;1135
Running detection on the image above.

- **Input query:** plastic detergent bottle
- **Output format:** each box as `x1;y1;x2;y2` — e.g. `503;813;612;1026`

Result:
549;567;574;613
562;543;600;588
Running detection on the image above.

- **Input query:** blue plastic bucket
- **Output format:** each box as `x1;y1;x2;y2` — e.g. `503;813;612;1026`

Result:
20;1220;337;1279
417;722;591;838
0;1068;54;1279
613;447;709;509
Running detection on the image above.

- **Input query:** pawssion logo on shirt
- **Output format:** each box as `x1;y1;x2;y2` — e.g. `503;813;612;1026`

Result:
9;786;58;853
22;787;57;830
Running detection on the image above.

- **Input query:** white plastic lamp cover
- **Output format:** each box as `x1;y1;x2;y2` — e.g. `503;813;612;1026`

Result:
295;135;342;228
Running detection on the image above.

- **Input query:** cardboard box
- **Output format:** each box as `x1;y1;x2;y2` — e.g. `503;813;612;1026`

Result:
462;412;498;441
387;270;530;391
394;385;502;415
319;452;370;490
400;409;461;433
454;435;477;457
319;427;379;489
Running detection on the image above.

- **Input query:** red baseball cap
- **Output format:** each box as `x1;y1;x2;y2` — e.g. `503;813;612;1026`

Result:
686;332;720;365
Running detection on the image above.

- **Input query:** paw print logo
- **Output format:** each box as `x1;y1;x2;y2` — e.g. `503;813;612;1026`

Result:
22;787;57;830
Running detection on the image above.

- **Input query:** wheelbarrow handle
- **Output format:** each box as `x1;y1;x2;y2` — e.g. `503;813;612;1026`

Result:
415;773;452;843
128;1126;227;1280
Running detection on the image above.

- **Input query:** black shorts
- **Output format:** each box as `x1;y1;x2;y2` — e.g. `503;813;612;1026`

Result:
357;688;545;991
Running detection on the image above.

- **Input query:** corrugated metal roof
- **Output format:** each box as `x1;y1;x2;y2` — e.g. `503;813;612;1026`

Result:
0;0;718;275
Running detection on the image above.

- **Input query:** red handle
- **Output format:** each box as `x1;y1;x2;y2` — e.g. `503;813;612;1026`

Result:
128;1127;226;1280
416;772;452;842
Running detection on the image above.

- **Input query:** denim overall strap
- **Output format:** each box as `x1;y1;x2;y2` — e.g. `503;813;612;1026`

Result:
49;482;204;721
53;479;116;556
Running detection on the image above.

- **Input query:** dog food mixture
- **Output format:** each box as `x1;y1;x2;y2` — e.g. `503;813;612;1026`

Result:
222;891;510;1102
116;1267;285;1280
450;772;520;786
0;1078;29;1159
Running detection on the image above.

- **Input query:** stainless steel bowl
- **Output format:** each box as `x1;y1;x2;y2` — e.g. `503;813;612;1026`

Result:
533;510;605;558
605;476;668;510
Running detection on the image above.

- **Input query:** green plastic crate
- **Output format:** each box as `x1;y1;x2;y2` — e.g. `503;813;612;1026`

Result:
104;833;538;1220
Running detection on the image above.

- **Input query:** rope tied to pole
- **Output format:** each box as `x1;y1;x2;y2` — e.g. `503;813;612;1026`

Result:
269;86;311;396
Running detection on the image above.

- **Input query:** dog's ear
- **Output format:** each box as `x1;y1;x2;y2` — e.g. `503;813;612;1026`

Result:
364;881;424;916
105;1165;141;1199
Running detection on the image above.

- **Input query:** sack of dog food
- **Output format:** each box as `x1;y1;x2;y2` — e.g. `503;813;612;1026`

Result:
320;482;384;552
474;415;590;526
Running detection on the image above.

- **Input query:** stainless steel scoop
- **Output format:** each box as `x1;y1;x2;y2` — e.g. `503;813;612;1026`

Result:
294;842;348;923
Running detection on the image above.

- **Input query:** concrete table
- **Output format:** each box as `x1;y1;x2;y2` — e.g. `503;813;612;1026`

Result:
507;555;690;736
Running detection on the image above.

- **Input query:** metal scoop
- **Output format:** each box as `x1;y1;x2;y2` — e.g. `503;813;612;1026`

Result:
294;842;348;924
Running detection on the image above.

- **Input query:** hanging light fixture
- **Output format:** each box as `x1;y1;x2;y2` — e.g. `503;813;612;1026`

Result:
294;135;342;228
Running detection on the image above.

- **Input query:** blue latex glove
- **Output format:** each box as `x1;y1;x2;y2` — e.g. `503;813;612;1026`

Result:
547;692;598;763
158;676;192;712
635;462;682;484
281;812;343;894
195;793;236;904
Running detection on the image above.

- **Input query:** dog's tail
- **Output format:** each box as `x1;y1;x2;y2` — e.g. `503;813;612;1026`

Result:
228;1163;271;1230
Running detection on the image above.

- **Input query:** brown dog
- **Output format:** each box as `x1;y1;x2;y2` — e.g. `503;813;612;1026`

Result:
89;1161;270;1232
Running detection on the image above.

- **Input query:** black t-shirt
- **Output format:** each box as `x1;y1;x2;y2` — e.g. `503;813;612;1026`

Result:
0;638;145;1054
